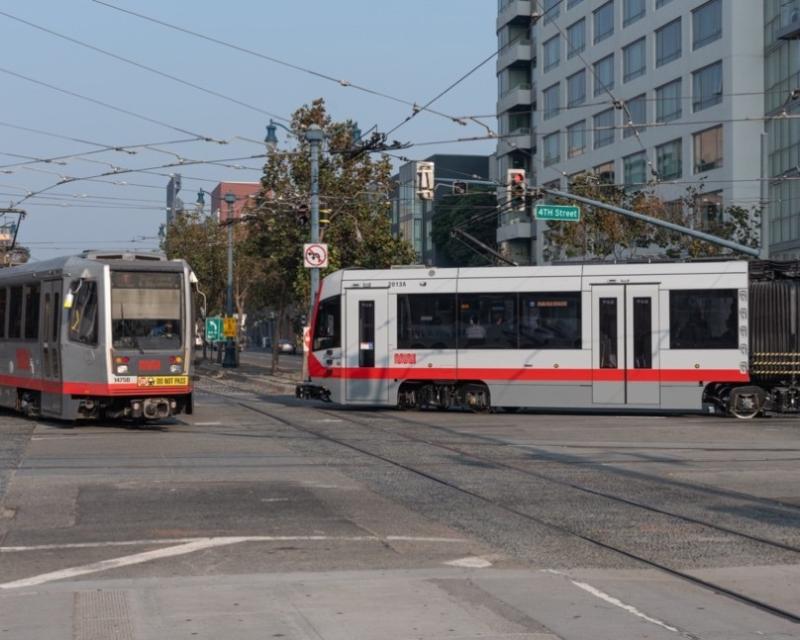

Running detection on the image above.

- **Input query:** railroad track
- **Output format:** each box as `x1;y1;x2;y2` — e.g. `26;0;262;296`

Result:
215;394;800;625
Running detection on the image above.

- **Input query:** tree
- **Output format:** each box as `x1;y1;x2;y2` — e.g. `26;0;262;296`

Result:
247;98;416;372
432;191;499;266
543;174;760;261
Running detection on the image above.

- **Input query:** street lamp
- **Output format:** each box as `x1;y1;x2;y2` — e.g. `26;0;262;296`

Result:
222;191;238;368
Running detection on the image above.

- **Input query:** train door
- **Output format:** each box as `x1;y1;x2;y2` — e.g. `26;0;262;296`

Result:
344;287;388;403
591;284;660;406
40;279;62;415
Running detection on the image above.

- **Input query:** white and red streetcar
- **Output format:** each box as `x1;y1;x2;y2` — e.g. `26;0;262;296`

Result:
297;260;800;418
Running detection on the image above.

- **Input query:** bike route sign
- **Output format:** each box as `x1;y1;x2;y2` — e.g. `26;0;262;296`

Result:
535;204;581;221
205;316;222;342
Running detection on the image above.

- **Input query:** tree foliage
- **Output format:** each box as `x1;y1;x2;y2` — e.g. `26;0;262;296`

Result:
432;191;499;267
544;175;761;261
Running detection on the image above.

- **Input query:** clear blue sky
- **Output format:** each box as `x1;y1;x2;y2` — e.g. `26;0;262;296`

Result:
0;0;498;260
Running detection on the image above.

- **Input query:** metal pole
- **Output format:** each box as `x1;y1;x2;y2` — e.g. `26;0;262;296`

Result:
541;188;761;258
223;193;238;368
306;125;324;316
760;126;770;259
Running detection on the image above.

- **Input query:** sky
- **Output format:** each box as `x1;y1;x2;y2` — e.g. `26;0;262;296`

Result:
0;0;498;260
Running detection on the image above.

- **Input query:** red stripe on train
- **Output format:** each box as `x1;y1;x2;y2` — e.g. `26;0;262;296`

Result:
308;354;747;383
0;373;191;396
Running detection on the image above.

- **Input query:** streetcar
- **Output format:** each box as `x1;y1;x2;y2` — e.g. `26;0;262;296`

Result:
297;260;800;418
0;251;196;421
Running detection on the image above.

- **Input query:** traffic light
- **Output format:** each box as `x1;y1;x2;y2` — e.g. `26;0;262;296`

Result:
506;169;526;212
452;181;467;195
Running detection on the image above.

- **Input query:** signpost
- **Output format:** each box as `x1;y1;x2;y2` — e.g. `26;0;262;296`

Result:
205;316;222;342
303;243;329;269
535;204;581;222
223;316;237;339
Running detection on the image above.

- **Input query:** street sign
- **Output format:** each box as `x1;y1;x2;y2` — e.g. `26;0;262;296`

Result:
535;204;581;222
205;316;222;342
303;243;329;268
223;316;237;338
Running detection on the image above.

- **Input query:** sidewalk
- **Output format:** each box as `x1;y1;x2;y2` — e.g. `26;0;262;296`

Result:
193;351;300;394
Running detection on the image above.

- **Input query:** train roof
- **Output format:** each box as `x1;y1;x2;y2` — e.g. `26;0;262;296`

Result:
0;251;189;280
334;260;749;282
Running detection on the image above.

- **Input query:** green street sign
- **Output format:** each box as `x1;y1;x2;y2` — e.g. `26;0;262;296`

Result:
205;316;222;342
535;204;581;221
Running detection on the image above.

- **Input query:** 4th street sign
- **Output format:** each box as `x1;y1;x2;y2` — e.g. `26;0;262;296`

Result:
535;204;581;222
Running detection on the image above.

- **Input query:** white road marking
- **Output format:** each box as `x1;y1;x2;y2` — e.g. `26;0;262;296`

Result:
193;421;222;426
445;556;493;568
543;570;680;634
0;534;467;588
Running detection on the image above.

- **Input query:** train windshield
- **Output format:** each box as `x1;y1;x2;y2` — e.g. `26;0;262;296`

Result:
111;271;182;350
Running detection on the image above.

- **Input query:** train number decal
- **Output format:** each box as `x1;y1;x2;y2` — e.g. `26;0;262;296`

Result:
394;353;417;365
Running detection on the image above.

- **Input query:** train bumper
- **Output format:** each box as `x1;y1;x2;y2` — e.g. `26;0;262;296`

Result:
296;383;331;402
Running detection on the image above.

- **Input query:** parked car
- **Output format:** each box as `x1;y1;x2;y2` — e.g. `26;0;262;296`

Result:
277;338;297;354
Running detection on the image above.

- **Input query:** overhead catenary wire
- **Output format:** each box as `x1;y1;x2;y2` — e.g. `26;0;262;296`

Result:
0;10;290;123
90;0;469;128
0;66;223;142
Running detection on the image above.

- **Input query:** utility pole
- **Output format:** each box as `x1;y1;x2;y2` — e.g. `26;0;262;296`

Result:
222;192;238;368
305;125;324;320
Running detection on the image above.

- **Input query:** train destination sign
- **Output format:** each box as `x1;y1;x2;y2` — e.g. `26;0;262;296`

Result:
535;204;581;221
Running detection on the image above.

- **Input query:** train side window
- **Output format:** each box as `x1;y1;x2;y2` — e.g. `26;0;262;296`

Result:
669;289;737;349
458;293;517;349
0;288;6;339
52;293;60;341
23;284;40;340
519;292;582;349
313;295;341;351
8;286;22;339
397;294;457;349
68;280;98;346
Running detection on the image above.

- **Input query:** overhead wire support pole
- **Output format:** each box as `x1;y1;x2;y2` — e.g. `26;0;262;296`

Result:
540;188;761;258
0;207;26;251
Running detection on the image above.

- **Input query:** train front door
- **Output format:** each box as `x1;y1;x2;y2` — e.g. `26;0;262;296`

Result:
344;287;389;403
591;284;660;406
40;279;63;415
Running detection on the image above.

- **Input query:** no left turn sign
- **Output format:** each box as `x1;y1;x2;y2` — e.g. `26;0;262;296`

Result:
303;243;329;268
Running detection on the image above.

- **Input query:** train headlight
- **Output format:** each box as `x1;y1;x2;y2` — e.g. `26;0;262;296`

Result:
170;364;182;373
116;365;129;374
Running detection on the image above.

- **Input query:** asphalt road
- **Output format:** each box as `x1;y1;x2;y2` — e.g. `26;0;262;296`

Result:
1;377;800;639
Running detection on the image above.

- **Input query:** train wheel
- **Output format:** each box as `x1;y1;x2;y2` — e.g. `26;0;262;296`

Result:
460;383;491;413
728;386;765;419
397;387;418;410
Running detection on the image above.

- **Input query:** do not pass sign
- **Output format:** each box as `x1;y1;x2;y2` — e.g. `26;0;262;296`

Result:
303;243;329;268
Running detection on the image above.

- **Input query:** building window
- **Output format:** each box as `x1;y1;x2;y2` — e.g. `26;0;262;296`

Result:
543;35;560;72
694;191;723;226
543;0;560;24
656;79;682;123
623;94;646;138
693;125;723;173
656;18;681;67
656;0;673;7
623;0;645;26
624;151;647;188
594;109;615;149
567;19;586;58
623;38;646;82
543;83;560;120
656;139;682;180
567;70;586;107
543;132;561;166
693;0;722;50
594;1;614;44
567;0;584;8
594;54;614;96
693;61;722;112
567;121;586;158
594;161;615;185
